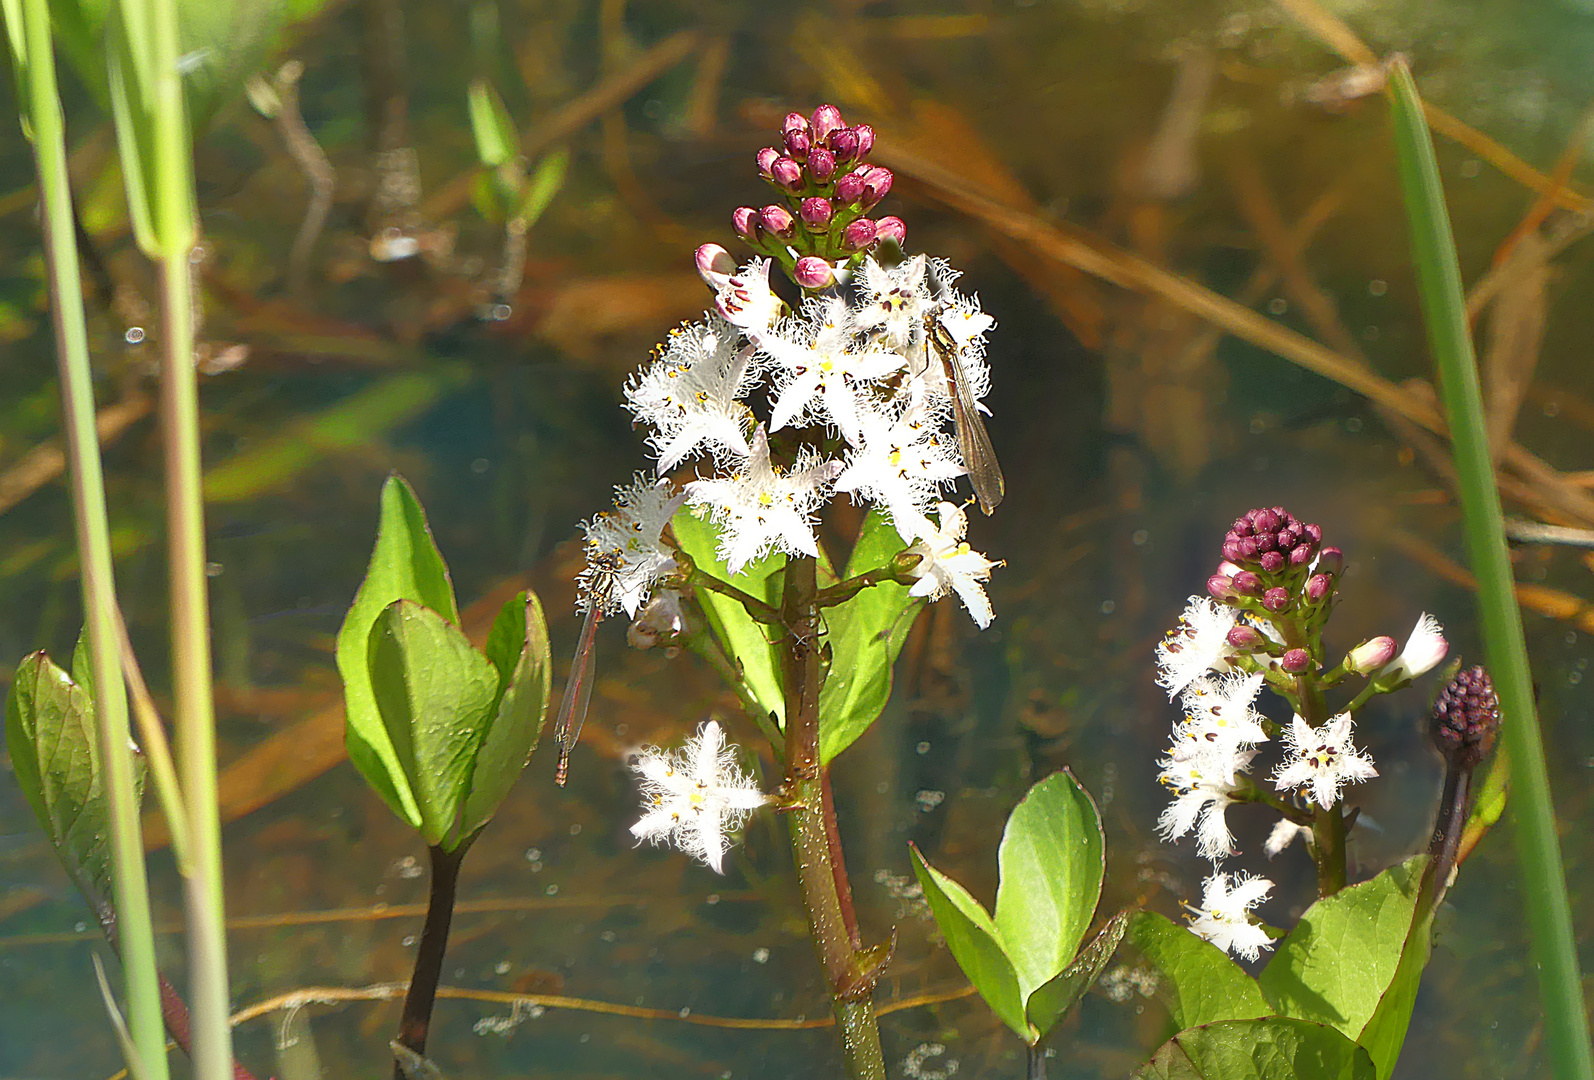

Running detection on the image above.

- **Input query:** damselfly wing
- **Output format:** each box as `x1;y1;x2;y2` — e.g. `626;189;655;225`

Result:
926;311;1004;514
553;549;620;786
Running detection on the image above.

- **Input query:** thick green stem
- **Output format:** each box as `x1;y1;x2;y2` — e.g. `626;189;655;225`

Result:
13;3;169;1076
1387;61;1592;1080
780;557;885;1080
393;841;471;1078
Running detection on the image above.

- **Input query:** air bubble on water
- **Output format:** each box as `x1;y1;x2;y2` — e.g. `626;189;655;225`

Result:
1100;599;1116;615
1267;297;1288;315
903;1042;959;1080
494;961;511;975
915;741;931;755
125;327;146;345
569;823;582;836
1131;529;1149;546
706;893;720;905
470;458;490;474
546;884;559;896
915;789;944;812
525;847;541;862
394;855;423;879
600;930;616;943
678;1006;691;1018
1368;279;1387;297
752;947;770;964
402;935;417;947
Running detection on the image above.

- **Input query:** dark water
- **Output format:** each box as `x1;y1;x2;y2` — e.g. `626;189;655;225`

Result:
3;1;1594;1077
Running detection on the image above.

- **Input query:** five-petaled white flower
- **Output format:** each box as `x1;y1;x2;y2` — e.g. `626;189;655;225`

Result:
579;476;687;616
1156;750;1255;862
1156;596;1239;698
905;501;1000;628
1169;672;1269;785
625;315;758;471
1272;713;1378;809
1186;872;1275;961
686;425;841;574
1376;612;1448;684
833;395;963;542
708;257;784;338
629;720;769;873
761;297;906;446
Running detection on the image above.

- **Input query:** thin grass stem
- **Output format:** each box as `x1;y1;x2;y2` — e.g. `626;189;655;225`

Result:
1386;59;1593;1080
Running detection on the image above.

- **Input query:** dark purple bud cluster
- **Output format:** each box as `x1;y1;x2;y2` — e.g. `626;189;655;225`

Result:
1207;506;1339;622
1430;665;1501;767
733;104;901;271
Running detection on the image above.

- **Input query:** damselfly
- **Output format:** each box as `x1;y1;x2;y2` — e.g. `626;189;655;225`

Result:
925;308;1005;515
553;547;621;786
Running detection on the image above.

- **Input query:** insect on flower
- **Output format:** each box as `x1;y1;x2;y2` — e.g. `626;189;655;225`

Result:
554;546;622;786
924;306;1004;515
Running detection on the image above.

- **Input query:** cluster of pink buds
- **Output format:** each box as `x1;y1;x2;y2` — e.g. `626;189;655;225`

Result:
733;104;905;286
1204;507;1341;675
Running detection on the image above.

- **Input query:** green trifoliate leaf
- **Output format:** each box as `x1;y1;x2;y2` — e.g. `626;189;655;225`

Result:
818;507;921;763
1258;855;1429;1078
1127;911;1274;1030
367;600;499;849
337;474;460;829
1135;1017;1376;1080
460;591;551;837
994;769;1104;1002
909;842;1027;1039
1025;910;1128;1038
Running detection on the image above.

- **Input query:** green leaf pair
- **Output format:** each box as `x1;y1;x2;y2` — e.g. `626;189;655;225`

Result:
910;770;1116;1045
1129;855;1433;1080
336;474;551;851
5;641;142;915
672;505;920;762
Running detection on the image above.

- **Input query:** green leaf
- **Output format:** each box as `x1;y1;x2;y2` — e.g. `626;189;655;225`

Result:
1258;856;1428;1062
460;591;552;837
467;77;518;168
6;651;117;907
1355;897;1434;1080
994;769;1104;1001
1135;1017;1376;1080
818;507;921;763
1026;910;1128;1038
909;841;1028;1039
672;505;786;727
336;474;460;829
517;147;568;227
367;600;499;848
1128;911;1273;1030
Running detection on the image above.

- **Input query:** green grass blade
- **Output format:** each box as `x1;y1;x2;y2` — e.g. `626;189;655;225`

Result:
1386;58;1593;1080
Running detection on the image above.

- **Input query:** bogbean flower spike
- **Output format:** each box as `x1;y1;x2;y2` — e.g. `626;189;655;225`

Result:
1154;507;1450;957
563;105;1003;870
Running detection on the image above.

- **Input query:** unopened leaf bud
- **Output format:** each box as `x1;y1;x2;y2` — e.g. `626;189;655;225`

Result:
1281;648;1311;674
830;127;860;162
771;156;804;192
759;204;795;239
1430;665;1501;767
732;207;762;242
799;197;834;227
1345;636;1397;674
694;243;735;285
1317;547;1343;575
811;104;844;143
756;147;781;179
1226;625;1265;650
861;166;894;207
793;256;835;289
808;147;837;182
873;216;906;246
1305;573;1332;603
835;169;867;204
1259;551;1285;573
1262;587;1290;613
1207;574;1237;600
841;217;878;252
853;124;875;157
1232;571;1263;596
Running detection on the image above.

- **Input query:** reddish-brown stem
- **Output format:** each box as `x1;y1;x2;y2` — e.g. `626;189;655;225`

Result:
156;973;261;1080
820;769;861;948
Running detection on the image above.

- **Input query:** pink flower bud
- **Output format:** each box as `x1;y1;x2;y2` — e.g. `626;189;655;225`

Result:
861;166;894;207
793;256;834;289
1317;547;1343;575
1281;648;1312;674
835;170;867;204
808;147;836;182
1232;571;1263;596
1207;574;1237;600
1227;625;1264;649
799;197;834;227
731;207;762;242
694;243;735;285
771;156;804;192
811;104;844;144
841;217;878;251
782;112;810;139
1259;550;1285;573
1305;573;1332;603
756;147;781;179
1346;636;1397;674
1289;543;1316;566
783;128;811;159
853;124;875;157
1222;538;1250;564
830;128;860;162
1262;587;1290;612
873;215;906;246
1253;509;1280;533
759;204;795;239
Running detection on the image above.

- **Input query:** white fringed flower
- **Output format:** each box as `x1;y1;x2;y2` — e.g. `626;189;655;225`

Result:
1376;612;1448;683
625;315;757;471
1156;597;1239;698
1187;872;1275;961
1264;818;1312;858
833;395;963;542
1272;713;1378;808
578;476;688;617
709;257;784;338
1156;750;1254;862
1170;672;1269;783
761;296;906;445
686;425;841;573
629;720;769;873
905;501;1000;628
